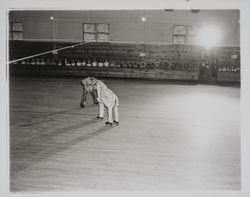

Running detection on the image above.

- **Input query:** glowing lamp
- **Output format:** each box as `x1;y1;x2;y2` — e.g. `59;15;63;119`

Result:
199;25;222;49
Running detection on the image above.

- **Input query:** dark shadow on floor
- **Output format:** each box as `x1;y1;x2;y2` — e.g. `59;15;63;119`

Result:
10;119;113;175
10;106;96;126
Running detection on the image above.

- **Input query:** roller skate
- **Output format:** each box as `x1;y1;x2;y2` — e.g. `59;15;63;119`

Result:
105;122;113;126
113;121;119;126
96;116;103;120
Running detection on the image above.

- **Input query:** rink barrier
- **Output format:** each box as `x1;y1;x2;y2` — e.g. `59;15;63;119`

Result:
9;40;240;82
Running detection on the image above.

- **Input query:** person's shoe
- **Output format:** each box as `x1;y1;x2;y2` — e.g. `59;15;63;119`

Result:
105;122;112;126
113;121;119;126
96;116;103;120
80;103;85;108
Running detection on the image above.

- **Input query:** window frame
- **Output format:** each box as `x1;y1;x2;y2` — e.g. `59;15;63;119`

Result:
11;22;23;40
173;25;199;45
83;23;109;42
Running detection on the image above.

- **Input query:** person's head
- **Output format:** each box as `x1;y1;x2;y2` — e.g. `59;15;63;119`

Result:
90;77;98;87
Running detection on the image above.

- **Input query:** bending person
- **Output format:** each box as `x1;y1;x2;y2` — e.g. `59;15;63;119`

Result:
80;77;99;107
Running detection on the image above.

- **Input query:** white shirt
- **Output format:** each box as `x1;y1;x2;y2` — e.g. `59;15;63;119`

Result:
96;81;118;108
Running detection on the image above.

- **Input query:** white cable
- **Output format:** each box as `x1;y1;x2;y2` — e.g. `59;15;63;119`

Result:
8;43;83;64
8;24;137;64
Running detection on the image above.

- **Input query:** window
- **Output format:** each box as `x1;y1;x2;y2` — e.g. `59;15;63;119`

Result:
173;25;186;44
187;26;199;44
173;25;199;44
83;23;109;42
11;22;23;40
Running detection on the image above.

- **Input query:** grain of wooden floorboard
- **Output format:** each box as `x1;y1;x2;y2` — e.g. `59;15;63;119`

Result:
9;77;240;191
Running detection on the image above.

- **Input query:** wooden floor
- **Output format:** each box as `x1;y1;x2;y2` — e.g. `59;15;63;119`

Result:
9;77;240;191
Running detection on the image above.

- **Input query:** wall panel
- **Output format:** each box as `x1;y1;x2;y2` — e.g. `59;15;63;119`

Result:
9;10;240;46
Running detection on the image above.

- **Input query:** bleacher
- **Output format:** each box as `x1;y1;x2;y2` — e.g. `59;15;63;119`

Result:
9;41;240;82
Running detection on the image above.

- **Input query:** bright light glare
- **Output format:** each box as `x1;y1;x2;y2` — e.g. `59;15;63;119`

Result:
199;25;222;49
50;16;54;20
141;17;146;22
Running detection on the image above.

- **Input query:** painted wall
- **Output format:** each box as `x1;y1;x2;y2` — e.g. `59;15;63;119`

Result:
9;10;240;46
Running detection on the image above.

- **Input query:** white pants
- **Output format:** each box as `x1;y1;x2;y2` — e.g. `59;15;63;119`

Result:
98;100;119;123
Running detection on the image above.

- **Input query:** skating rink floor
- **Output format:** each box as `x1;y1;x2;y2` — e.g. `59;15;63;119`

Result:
9;77;240;191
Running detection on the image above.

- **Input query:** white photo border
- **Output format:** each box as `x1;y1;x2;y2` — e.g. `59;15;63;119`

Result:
1;1;250;197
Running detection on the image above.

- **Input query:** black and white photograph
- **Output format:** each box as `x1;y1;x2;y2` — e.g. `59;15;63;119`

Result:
1;0;250;197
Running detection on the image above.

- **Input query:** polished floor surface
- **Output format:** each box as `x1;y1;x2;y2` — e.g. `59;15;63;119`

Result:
9;77;240;191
